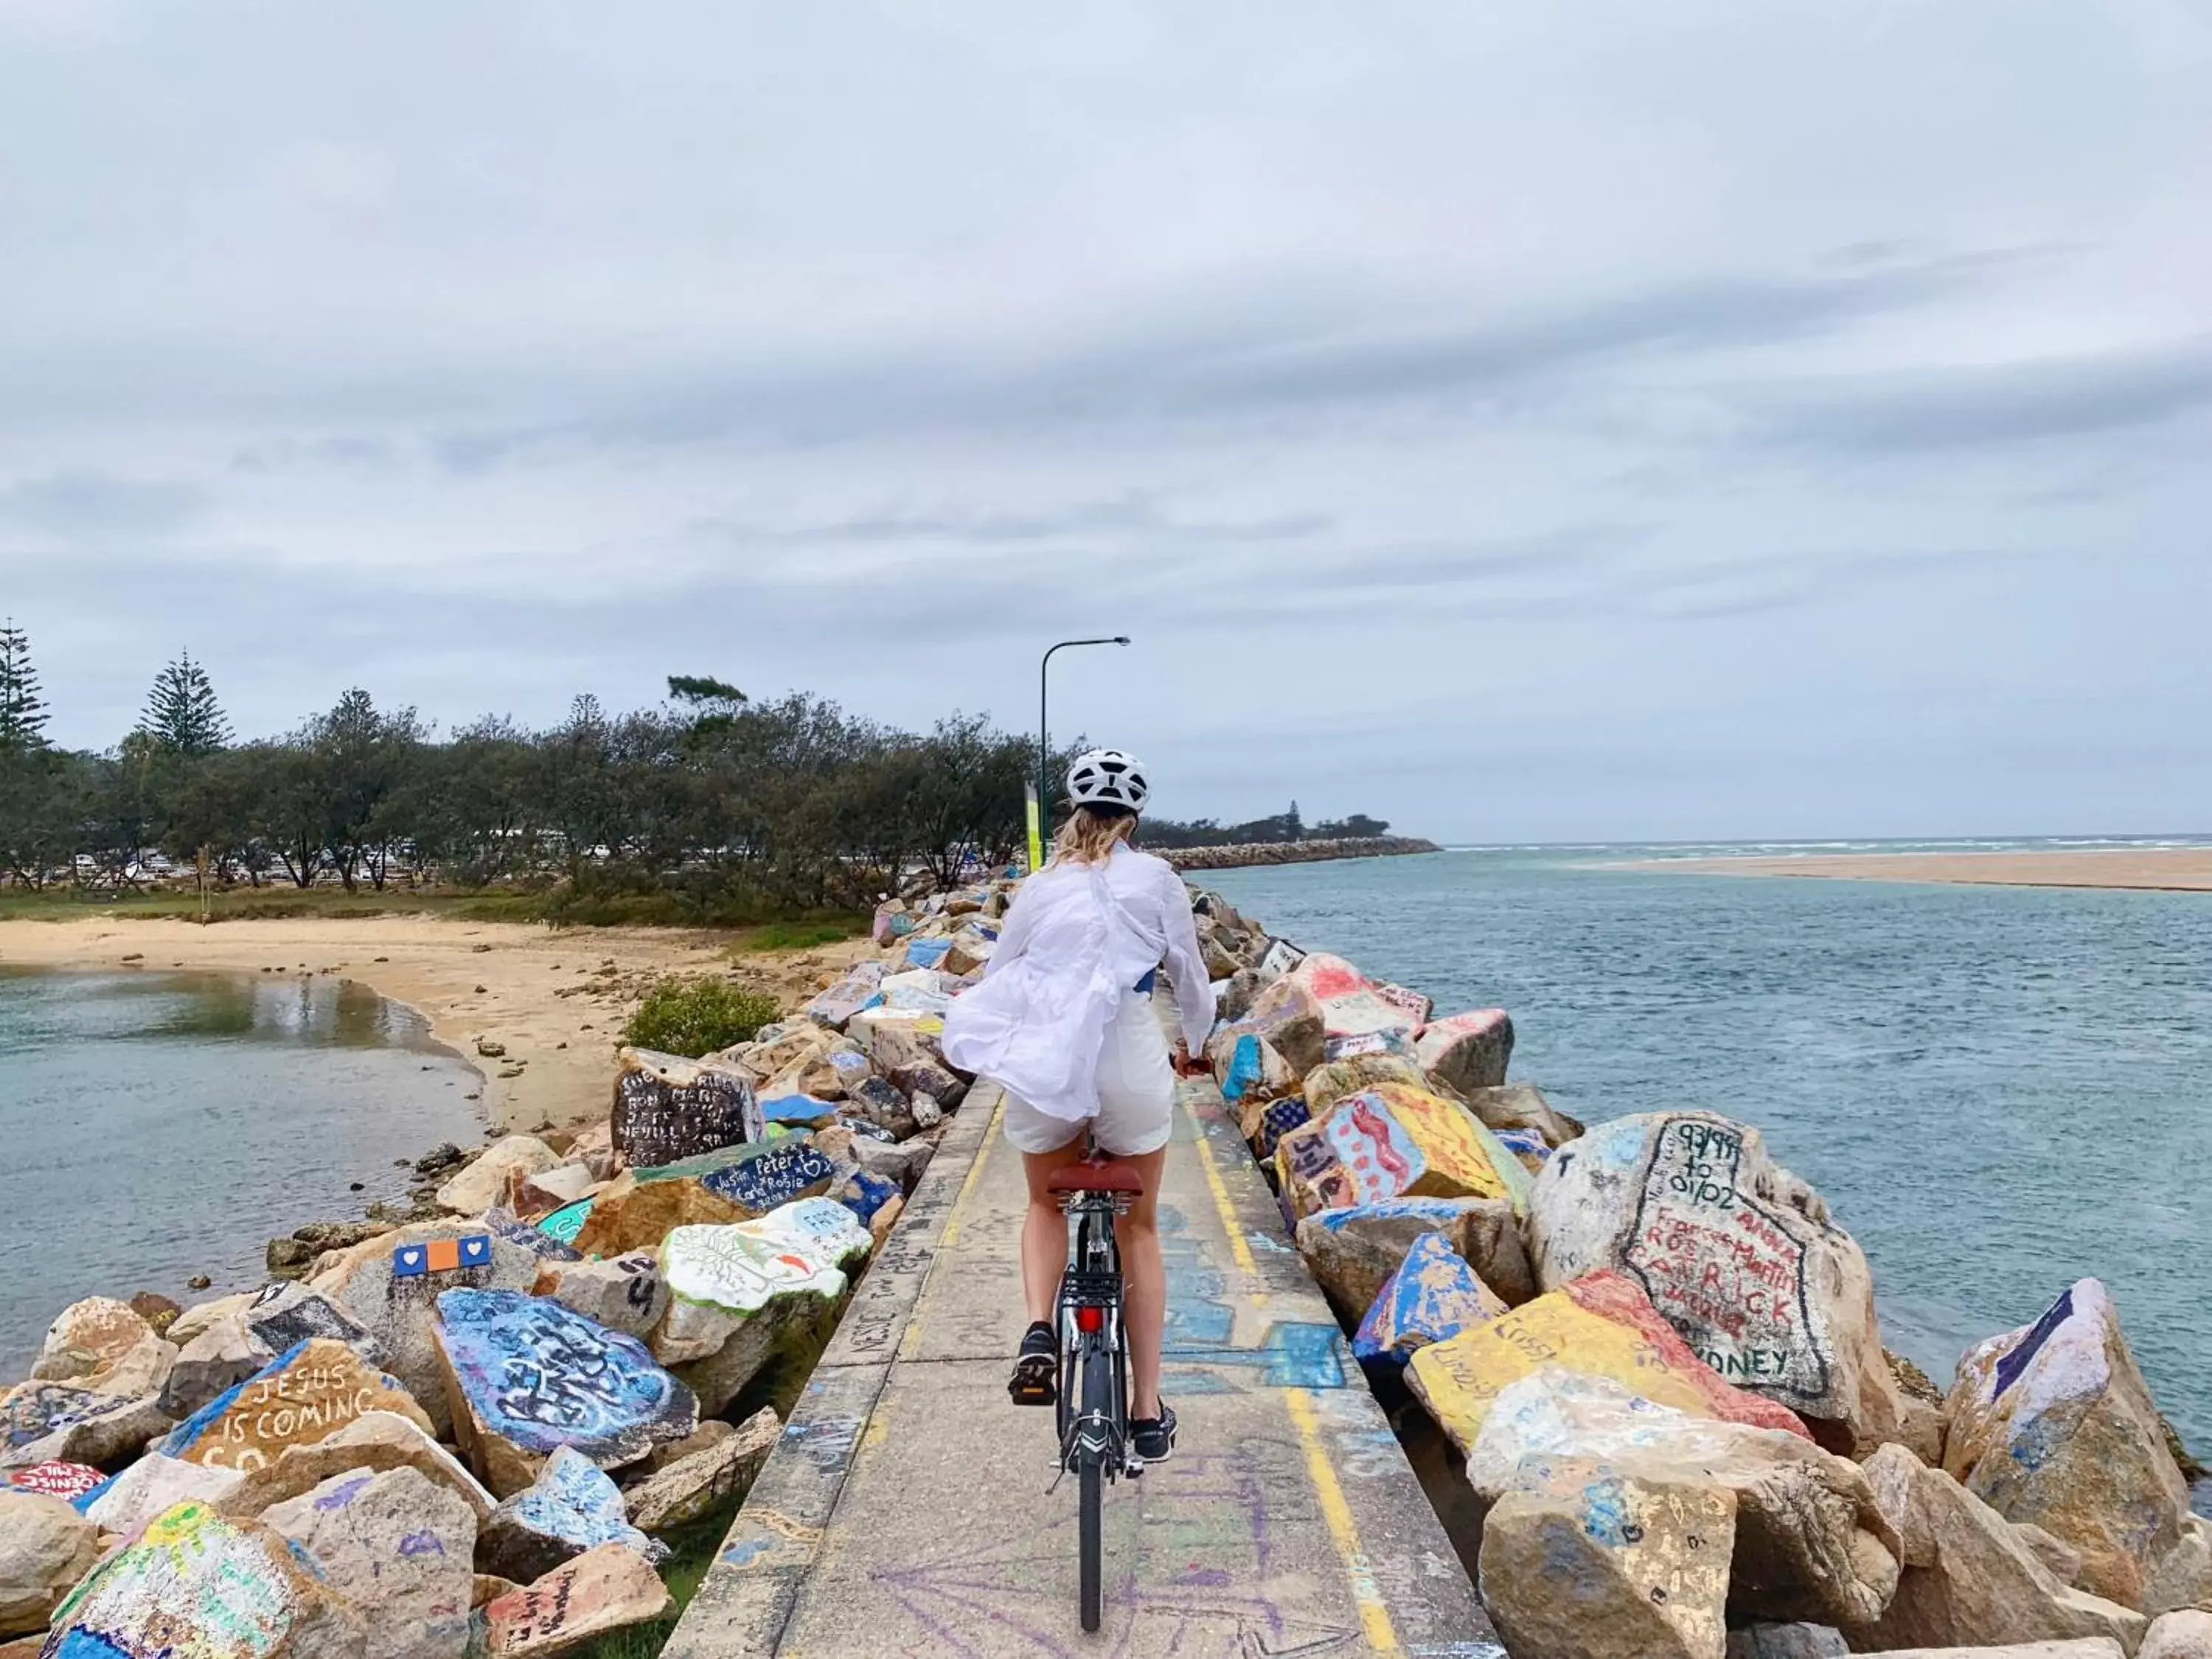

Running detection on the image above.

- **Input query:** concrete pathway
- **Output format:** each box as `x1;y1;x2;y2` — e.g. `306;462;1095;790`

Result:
668;1033;1502;1658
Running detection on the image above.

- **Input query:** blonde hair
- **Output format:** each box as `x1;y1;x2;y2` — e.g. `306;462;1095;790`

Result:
1051;804;1137;866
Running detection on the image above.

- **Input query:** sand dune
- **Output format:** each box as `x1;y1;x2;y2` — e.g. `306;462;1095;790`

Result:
0;916;871;1129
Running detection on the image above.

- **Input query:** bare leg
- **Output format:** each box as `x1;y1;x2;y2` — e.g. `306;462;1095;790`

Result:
1020;1138;1088;1326
1117;1146;1170;1419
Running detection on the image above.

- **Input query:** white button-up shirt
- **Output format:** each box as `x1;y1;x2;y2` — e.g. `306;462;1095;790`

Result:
941;844;1215;1124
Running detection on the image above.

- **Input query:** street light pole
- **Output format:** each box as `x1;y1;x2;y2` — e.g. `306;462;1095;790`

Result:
1036;635;1131;869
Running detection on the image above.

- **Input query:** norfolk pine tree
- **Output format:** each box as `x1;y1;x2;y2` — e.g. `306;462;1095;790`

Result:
0;619;49;754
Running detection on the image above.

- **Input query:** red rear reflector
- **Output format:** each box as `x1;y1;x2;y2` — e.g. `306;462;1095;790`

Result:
1075;1306;1104;1334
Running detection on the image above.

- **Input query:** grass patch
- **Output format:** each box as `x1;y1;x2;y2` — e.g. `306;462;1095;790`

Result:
622;976;782;1057
735;917;863;953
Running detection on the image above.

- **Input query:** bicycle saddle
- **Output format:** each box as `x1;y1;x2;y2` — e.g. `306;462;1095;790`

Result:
1046;1157;1145;1194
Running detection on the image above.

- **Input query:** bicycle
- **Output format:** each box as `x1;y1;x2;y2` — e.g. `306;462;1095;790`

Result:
1043;1150;1146;1632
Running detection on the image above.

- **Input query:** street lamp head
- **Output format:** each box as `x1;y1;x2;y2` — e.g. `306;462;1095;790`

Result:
1113;636;1130;646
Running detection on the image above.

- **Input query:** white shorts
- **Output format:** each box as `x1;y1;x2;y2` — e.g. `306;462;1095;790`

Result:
1001;991;1176;1157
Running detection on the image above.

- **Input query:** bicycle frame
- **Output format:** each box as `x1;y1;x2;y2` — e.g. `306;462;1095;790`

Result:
1054;1187;1136;1481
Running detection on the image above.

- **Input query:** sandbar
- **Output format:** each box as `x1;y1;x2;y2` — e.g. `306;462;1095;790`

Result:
0;916;872;1130
1621;846;2212;893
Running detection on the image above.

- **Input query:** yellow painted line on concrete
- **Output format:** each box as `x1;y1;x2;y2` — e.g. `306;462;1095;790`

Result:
1180;1091;1259;1279
899;1089;1005;1360
939;1087;1004;1252
1284;1388;1402;1655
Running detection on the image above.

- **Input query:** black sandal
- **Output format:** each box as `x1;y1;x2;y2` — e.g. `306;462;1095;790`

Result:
1008;1321;1058;1407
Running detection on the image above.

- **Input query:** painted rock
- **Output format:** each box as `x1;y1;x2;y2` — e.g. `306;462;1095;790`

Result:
1274;1126;1357;1223
1406;1270;1812;1457
158;1338;434;1475
852;1018;966;1108
218;1408;497;1525
1526;1111;1929;1458
942;925;998;978
0;1382;173;1470
1245;1095;1312;1161
29;1298;172;1398
1255;936;1305;981
570;1178;745;1259
611;1048;763;1169
1415;1007;1516;1093
1943;1279;2198;1610
1370;979;1435;1027
869;900;911;947
240;1280;383;1364
1480;1467;1735;1659
437;1135;562;1214
1352;1232;1509;1364
1296;1197;1538;1321
1287;953;1421;1049
623;1407;779;1532
1463;1370;1900;1630
431;1289;698;1498
832;1165;900;1225
844;1075;921;1138
1279;1083;1533;1216
79;1453;245;1537
308;1219;541;1439
660;1199;871;1317
700;1144;836;1214
1321;1028;1418;1063
43;1500;368;1657
1207;978;1324;1077
757;1093;839;1130
262;1466;478;1659
1214;1031;1298;1107
900;936;953;970
1849;1443;2146;1653
478;1543;669;1655
535;1197;597;1249
532;1252;671;1339
806;964;885;1027
486;1204;585;1262
1493;1127;1551;1171
0;1489;100;1637
1302;1052;1427;1119
0;1461;103;1503
479;1447;663;1583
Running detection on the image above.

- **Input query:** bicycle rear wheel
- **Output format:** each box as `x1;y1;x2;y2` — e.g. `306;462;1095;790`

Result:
1078;1341;1112;1632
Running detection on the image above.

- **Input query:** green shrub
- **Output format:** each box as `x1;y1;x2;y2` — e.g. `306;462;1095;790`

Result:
622;976;783;1057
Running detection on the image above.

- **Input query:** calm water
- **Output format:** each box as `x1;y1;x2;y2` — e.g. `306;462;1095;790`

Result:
1206;844;2212;1457
0;968;485;1379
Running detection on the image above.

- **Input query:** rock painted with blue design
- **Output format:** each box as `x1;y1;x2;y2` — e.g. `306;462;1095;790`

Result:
431;1289;698;1498
833;1166;900;1223
536;1196;595;1247
700;1144;836;1214
479;1444;664;1582
1352;1231;1508;1364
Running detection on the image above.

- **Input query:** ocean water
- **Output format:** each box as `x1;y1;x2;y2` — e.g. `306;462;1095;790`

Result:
1204;843;2212;1458
0;967;486;1379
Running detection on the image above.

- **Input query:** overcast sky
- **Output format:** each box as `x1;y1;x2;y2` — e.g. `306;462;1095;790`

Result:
4;1;2208;840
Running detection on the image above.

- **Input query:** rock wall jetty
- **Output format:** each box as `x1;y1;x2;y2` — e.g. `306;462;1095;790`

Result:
2;863;2208;1657
1158;833;1440;871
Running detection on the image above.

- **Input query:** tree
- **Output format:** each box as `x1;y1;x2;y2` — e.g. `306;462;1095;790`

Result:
137;652;232;755
1314;813;1390;839
0;619;49;754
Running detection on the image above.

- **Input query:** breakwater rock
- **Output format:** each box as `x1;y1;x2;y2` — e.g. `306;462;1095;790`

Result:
1158;834;1440;871
0;883;1006;1655
1170;877;2212;1652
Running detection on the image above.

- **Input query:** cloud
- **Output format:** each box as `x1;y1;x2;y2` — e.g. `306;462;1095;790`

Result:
1750;344;2212;452
0;472;204;536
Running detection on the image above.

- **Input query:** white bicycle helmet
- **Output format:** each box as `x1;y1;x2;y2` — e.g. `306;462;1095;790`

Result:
1066;748;1150;813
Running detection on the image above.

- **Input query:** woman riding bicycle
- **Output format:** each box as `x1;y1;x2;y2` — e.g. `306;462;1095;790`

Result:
941;748;1214;1465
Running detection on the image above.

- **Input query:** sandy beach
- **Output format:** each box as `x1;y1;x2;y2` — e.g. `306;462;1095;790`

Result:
1624;846;2212;892
0;916;872;1130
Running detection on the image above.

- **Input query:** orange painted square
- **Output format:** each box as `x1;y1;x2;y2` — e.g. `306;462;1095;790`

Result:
424;1239;462;1273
